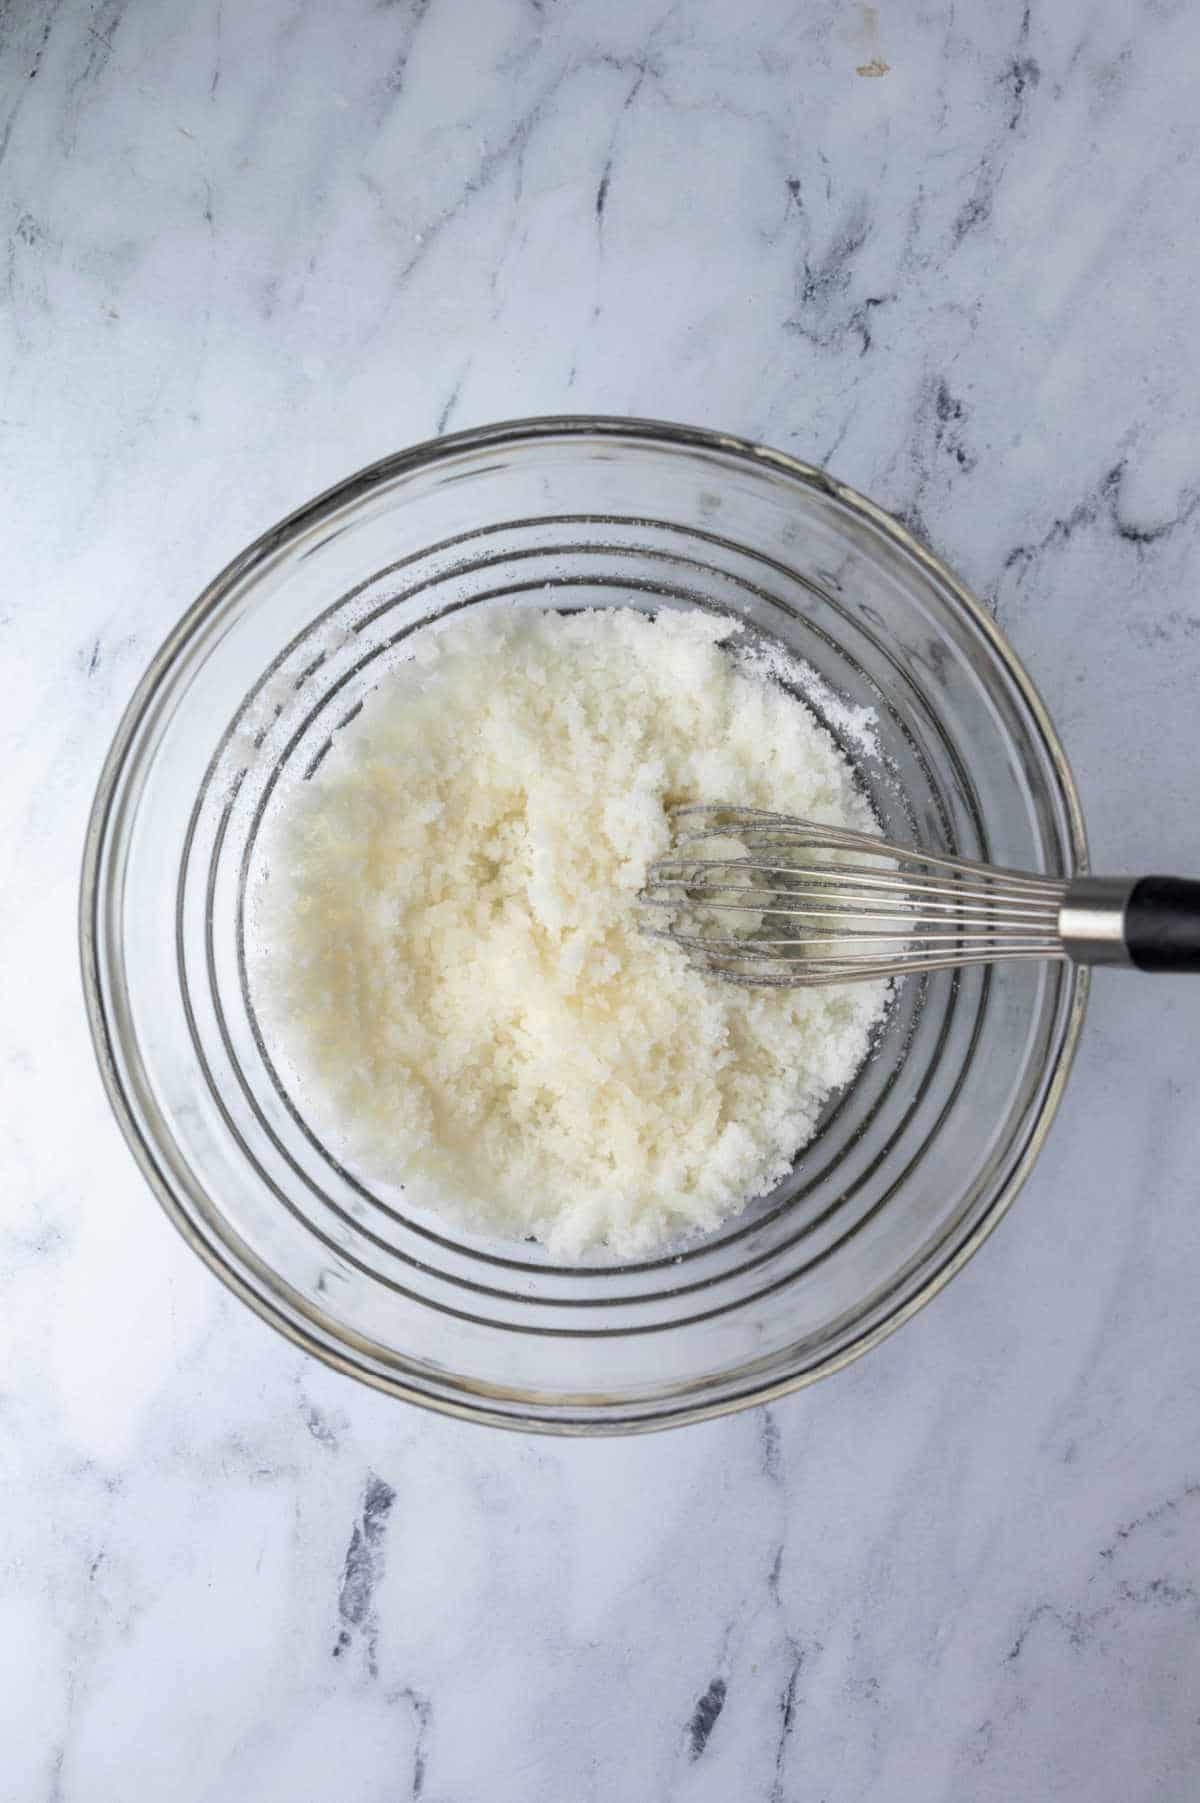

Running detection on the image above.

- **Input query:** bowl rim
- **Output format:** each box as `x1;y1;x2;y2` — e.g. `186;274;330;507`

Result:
79;413;1090;1433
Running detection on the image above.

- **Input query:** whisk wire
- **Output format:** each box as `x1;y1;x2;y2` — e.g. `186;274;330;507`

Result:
638;806;1070;987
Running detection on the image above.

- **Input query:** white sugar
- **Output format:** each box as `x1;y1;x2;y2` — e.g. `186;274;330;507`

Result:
252;606;887;1260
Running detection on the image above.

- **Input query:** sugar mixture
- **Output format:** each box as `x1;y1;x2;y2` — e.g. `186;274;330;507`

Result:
252;606;888;1259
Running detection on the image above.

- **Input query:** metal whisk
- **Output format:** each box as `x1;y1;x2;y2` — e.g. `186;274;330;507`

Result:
638;805;1200;987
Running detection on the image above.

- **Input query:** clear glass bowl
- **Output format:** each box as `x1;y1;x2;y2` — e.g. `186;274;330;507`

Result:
80;418;1088;1432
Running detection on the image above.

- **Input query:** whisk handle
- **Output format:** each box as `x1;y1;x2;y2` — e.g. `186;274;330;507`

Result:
1124;876;1200;973
1061;876;1200;972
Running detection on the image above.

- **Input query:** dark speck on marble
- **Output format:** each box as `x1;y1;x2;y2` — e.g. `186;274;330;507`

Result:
687;1676;727;1760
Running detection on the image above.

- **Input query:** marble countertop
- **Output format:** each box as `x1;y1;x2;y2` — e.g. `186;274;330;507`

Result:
4;1;1200;1797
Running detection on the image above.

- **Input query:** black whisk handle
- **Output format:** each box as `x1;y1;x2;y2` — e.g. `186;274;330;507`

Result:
1125;876;1200;973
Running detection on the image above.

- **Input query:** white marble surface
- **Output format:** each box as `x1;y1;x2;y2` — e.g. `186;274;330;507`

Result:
3;0;1200;1796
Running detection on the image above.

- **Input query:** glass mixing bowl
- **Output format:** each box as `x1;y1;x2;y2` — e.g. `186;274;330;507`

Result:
80;417;1088;1432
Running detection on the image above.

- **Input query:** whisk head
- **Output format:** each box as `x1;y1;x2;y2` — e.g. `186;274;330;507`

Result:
638;805;1069;987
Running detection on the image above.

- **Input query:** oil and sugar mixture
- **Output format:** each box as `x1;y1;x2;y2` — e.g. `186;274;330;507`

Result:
251;605;887;1259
